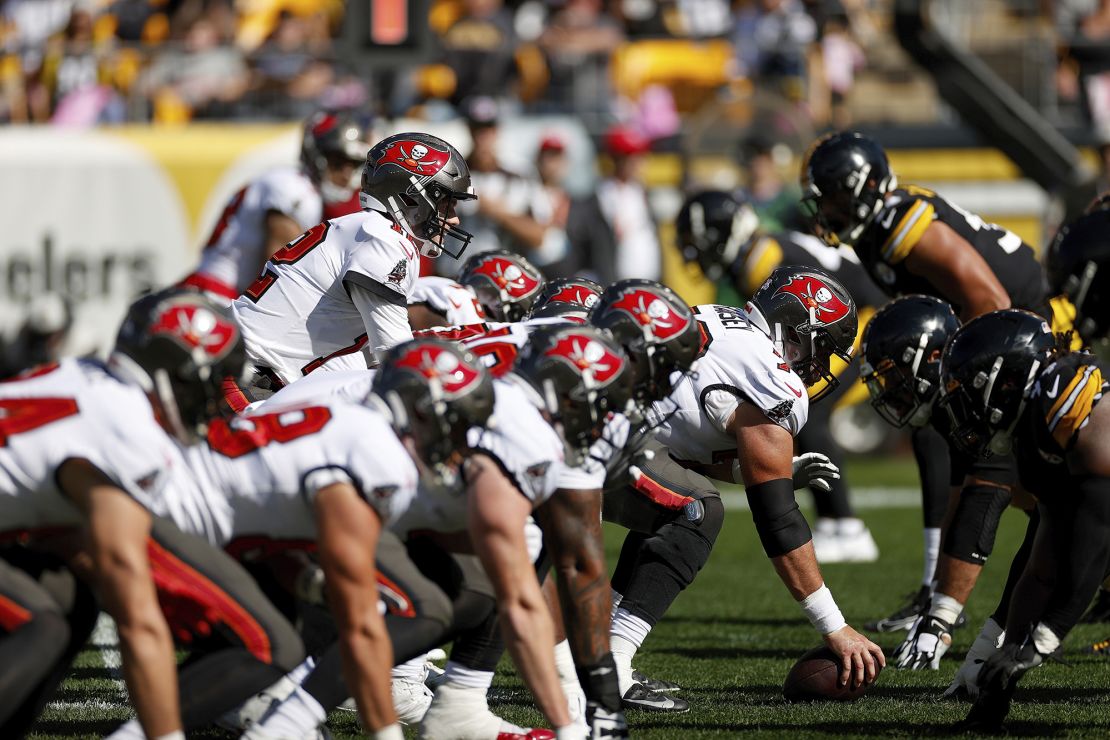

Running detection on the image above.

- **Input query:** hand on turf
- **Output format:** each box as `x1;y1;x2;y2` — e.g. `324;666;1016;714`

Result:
585;703;629;739
893;614;952;670
943;654;987;701
791;453;841;492
824;625;886;689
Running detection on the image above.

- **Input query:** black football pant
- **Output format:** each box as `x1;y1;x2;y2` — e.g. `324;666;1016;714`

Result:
145;518;305;730
796;362;857;520
301;530;496;710
605;440;724;628
0;546;97;737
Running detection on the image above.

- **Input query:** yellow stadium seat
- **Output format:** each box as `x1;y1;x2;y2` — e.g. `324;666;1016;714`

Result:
611;40;734;112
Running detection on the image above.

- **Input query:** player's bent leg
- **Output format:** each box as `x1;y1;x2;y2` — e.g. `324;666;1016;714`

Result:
146;518;306;730
0;557;71;735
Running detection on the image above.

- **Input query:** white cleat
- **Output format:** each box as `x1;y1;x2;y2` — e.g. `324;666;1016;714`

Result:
216;675;298;732
419;683;554;740
813;518;879;563
338;675;433;726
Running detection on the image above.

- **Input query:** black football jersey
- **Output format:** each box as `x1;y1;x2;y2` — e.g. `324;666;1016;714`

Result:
852;185;1048;315
732;230;886;309
1014;352;1107;496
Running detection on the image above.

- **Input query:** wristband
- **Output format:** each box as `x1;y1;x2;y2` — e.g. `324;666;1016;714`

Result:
800;584;846;635
1031;622;1061;655
928;593;963;626
555;726;582;740
153;733;185;740
372;723;404;740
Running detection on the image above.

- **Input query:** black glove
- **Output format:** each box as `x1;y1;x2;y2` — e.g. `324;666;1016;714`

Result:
959;638;1045;732
585;703;630;739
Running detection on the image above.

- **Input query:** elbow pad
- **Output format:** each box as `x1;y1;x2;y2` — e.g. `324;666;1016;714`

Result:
747;478;812;558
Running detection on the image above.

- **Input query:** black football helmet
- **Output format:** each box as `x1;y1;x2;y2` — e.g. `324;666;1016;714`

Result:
938;309;1057;458
800;132;897;247
1086;191;1110;214
1045;209;1110;344
458;250;545;322
301;111;372;203
860;295;960;428
109;288;247;444
526;277;602;322
361;132;476;259
675;190;761;281
372;338;494;483
589;279;701;409
745;266;858;402
512;325;634;466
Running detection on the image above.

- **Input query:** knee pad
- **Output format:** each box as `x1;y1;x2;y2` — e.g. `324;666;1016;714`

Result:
943;484;1012;565
639;494;724;585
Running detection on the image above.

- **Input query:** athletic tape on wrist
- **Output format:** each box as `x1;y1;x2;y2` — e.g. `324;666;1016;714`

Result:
800;584;846;635
928;593;963;626
153;732;185;740
372;723;404;740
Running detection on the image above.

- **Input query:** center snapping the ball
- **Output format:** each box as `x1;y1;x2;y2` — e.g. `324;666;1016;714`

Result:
782;646;875;702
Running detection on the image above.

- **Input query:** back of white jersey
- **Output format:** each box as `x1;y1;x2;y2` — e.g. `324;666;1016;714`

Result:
410;276;486;326
231;209;422;385
177;402;418;546
653;304;809;465
194;168;322;296
0;359;204;534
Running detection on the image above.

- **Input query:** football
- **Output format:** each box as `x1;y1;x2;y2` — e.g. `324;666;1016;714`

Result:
782;646;874;702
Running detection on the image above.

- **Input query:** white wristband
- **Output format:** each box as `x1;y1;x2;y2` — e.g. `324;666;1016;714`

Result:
555;726;583;740
372;723;405;740
928;593;964;625
1031;622;1061;655
153;733;185;740
800;584;846;635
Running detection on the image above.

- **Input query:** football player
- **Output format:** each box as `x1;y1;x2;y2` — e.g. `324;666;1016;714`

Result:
937;310;1110;732
860;296;1045;672
676;189;882;564
182;112;371;303
408;275;487;330
228;132;476;406
800;131;1053;636
602;268;885;708
0;290;310;738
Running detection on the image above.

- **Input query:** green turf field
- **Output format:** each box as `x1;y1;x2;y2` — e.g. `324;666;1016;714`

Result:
27;458;1110;738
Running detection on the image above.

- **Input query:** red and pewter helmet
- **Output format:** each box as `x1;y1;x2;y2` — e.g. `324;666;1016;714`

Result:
458;250;545;322
372;338;494;477
301;111;372;203
589;279;701;408
361;132;476;260
745;265;858;402
512;325;635;467
109;288;247;444
526;277;603;322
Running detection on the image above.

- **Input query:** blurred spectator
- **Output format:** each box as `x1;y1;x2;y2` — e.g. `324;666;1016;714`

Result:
739;135;804;232
47;8;128;126
1056;0;1110;131
538;0;623;114
444;97;554;275
597;125;660;281
0;293;72;379
248;10;334;118
437;0;517;105
819;10;864;129
733;0;817;100
140;14;248;121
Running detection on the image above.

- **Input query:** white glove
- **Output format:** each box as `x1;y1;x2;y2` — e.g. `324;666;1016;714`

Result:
893;614;952;670
791;452;841;492
943;617;1005;700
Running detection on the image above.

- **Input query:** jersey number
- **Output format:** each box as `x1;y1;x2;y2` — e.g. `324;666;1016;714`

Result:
243;222;332;303
207;407;332;458
947;201;1023;254
0;397;79;446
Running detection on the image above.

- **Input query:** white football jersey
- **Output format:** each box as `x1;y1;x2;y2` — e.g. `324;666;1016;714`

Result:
391;376;565;536
653;304;809;465
170;402;418;547
410;276;486;326
0;359;209;535
193;168;322;299
231;209;422;385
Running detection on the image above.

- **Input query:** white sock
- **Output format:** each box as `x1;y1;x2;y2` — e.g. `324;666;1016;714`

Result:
611;608;651;695
442;661;494;691
253;685;326;737
286;655;316;686
105;719;143;740
392;654;429;683
611;607;651;647
922;527;941;586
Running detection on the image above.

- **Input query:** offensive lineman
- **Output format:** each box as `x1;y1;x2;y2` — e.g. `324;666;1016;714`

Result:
182;112;371;303
229;132;476;404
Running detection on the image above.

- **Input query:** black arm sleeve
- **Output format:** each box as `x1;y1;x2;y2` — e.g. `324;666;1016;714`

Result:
1041;476;1110;638
746;478;812;558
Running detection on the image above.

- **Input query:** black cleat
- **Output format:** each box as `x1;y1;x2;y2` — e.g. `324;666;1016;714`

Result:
621;683;690;713
865;585;930;632
631;669;682;693
1081;588;1110;624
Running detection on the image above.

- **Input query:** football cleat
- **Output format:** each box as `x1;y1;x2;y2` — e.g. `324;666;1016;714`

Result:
631;669;682;693
621;683;690;713
865;585;930;632
1081;588;1110;623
